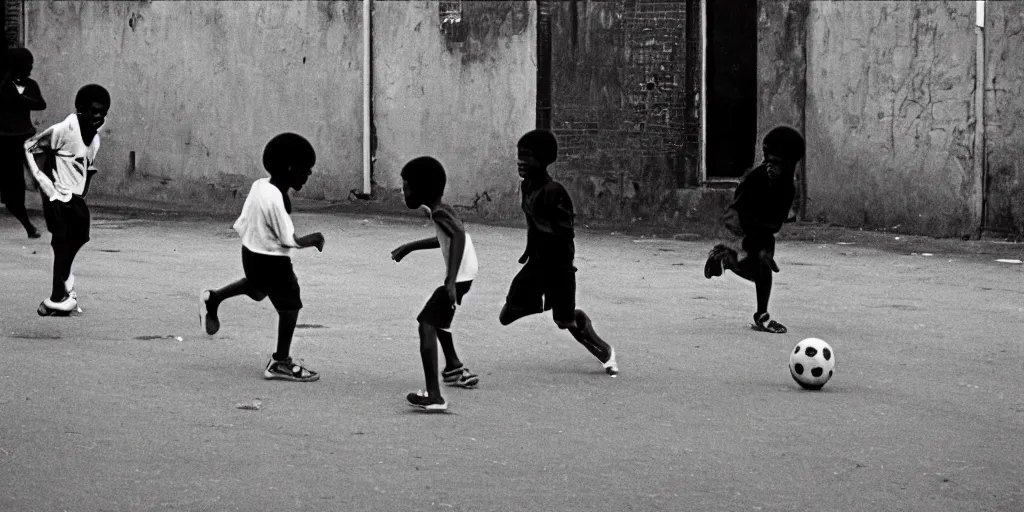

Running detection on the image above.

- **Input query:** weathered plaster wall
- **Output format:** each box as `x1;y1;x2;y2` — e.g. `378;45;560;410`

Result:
372;1;535;218
756;0;808;217
25;1;364;208
805;1;978;236
984;1;1024;234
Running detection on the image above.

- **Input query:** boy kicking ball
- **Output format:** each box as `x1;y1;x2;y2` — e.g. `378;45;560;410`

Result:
200;133;325;382
703;125;805;334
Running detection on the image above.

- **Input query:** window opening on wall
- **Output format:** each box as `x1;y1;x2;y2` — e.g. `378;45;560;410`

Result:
440;0;467;43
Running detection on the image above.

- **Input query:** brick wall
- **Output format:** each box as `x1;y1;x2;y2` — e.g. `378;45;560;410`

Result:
4;0;20;48
548;0;699;221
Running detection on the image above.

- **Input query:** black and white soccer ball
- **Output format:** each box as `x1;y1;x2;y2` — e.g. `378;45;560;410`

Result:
789;338;835;390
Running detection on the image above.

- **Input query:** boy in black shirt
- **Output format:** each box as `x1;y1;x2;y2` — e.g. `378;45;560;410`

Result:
703;125;805;334
499;130;618;376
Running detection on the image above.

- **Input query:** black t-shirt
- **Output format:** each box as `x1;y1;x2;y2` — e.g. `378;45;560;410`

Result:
521;171;575;266
728;163;795;236
0;77;45;137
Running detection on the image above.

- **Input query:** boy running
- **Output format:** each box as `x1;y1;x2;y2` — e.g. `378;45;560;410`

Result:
200;133;325;382
499;130;618;377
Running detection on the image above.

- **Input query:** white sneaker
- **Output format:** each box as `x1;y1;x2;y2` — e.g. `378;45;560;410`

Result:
38;295;78;317
602;347;619;377
65;274;82;313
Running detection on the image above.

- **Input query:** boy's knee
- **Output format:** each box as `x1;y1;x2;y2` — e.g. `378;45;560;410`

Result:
554;319;574;330
499;304;529;326
277;309;300;320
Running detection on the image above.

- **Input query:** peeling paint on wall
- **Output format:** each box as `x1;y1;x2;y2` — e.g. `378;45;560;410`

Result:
984;0;1024;234
25;1;364;208
805;1;979;236
372;1;535;218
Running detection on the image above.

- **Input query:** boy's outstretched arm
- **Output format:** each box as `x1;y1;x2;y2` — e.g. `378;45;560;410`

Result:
391;237;440;262
295;232;326;252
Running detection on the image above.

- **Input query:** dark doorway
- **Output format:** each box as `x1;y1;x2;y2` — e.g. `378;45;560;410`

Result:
705;0;758;180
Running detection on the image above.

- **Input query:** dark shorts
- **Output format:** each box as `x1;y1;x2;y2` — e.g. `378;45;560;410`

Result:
417;281;472;330
741;233;776;260
0;136;29;206
505;260;577;324
42;194;90;247
241;246;302;311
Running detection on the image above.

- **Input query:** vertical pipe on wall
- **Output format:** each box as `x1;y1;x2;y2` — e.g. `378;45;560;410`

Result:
974;0;986;233
699;0;707;182
536;0;552;131
362;0;372;195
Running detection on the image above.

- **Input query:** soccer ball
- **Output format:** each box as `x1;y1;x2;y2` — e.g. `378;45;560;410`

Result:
789;338;835;390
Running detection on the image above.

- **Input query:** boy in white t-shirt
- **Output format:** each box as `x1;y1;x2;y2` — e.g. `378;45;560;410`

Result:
23;84;108;316
391;157;479;411
199;133;325;382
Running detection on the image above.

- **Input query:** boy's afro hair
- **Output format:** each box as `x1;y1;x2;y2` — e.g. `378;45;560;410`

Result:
263;133;316;176
517;129;558;165
763;125;805;163
7;48;33;70
401;156;447;202
75;84;111;111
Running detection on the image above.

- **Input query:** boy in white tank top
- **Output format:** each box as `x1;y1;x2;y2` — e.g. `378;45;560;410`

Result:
391;156;478;411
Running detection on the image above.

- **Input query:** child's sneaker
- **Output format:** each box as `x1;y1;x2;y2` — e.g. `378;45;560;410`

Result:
442;365;479;389
704;244;735;279
199;290;220;335
406;390;448;411
602;346;619;377
751;312;787;334
37;295;78;317
263;357;319;382
65;274;83;313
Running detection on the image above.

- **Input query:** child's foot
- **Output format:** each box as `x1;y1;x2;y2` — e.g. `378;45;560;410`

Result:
602;347;619;377
751;312;787;334
37;295;78;317
407;390;448;411
263;357;319;382
704;244;735;279
65;274;82;313
442;365;479;389
199;290;220;335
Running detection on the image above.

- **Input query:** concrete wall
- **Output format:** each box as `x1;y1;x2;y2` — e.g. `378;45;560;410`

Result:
756;0;808;218
372;1;535;218
805;1;979;236
984;0;1024;234
25;1;365;208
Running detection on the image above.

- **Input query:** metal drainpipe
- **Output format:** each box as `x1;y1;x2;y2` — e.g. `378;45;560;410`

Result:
362;0;372;196
974;0;987;234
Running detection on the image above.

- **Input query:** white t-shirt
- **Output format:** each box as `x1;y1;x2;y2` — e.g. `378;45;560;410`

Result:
24;114;100;203
429;204;478;283
233;178;298;257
